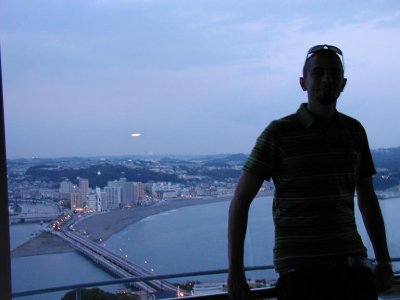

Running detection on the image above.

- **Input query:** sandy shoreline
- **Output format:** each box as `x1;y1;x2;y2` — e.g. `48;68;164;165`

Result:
11;196;233;257
11;192;272;257
73;196;234;242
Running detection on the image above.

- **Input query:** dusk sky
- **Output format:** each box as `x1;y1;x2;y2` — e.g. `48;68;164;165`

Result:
1;0;400;158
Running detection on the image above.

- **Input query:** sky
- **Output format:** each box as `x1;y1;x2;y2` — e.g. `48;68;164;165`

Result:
1;0;400;158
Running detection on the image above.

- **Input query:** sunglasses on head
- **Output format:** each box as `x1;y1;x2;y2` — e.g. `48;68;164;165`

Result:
306;44;345;70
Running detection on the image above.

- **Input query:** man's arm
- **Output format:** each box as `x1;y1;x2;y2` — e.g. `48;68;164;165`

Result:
228;170;264;300
356;176;394;292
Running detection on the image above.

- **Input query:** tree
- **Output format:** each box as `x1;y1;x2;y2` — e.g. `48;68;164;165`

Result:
61;288;138;300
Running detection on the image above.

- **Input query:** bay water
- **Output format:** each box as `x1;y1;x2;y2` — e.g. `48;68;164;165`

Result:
10;196;400;299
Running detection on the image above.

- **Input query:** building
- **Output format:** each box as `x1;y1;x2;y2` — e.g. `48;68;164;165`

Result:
59;179;73;200
104;181;122;209
123;181;135;207
78;178;89;205
59;179;73;194
86;192;97;211
134;182;145;204
70;185;82;210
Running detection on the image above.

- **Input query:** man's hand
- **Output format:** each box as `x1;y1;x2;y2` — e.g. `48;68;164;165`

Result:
357;177;394;293
373;263;394;293
227;272;251;300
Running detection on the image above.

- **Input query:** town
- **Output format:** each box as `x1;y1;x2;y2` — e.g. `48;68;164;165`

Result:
7;153;274;216
7;147;400;218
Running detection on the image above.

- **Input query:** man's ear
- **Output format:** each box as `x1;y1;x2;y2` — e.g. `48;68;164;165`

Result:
341;78;347;92
299;77;307;91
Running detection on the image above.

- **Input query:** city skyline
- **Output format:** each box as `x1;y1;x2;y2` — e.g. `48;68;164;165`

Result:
1;0;400;158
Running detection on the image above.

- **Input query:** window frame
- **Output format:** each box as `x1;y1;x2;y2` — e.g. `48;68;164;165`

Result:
0;47;13;300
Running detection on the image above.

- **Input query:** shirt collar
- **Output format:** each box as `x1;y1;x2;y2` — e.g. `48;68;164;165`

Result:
296;103;316;128
295;103;348;128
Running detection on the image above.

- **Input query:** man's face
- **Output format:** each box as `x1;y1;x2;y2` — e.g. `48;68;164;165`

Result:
300;52;347;106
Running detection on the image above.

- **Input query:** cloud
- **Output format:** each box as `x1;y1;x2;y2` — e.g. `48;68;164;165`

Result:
3;0;400;157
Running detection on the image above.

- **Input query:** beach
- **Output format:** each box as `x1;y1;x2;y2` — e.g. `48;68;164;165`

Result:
73;196;235;242
11;195;239;257
11;192;273;257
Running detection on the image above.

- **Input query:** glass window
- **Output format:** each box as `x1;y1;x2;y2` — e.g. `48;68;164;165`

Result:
2;1;400;299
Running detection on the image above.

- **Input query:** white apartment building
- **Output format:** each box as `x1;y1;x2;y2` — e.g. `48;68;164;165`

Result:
95;187;105;211
104;185;121;209
59;179;73;194
86;193;97;211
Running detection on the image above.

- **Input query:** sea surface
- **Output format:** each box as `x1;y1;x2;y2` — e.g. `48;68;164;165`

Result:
10;196;400;300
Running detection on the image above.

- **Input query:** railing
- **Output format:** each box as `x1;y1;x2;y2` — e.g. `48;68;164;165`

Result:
12;265;275;299
11;261;400;300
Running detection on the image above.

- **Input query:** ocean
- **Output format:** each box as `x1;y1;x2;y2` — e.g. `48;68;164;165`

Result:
10;196;400;299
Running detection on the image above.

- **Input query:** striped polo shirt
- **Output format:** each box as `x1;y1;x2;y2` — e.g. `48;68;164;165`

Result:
243;103;376;272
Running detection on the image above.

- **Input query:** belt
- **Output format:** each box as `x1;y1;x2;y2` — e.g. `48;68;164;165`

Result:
279;256;372;276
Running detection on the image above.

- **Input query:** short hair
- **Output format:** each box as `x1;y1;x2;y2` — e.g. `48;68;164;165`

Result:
302;49;344;77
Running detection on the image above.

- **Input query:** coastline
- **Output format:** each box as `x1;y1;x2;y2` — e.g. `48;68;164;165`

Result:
11;192;272;257
73;195;236;242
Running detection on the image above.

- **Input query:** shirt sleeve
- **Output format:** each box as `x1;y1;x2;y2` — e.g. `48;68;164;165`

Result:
358;125;376;179
243;124;281;181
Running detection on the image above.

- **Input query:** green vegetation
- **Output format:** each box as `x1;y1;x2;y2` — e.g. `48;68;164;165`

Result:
61;288;138;300
25;163;183;188
14;149;400;191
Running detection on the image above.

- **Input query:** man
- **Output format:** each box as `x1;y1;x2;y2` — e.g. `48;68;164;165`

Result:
227;45;394;300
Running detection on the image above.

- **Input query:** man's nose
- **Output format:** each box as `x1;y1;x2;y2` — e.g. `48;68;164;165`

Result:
321;72;332;83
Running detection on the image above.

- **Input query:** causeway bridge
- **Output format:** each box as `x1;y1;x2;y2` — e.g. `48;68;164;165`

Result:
54;225;182;296
9;200;61;224
9;213;61;224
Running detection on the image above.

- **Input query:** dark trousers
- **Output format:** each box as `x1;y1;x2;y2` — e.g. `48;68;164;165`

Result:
276;266;377;300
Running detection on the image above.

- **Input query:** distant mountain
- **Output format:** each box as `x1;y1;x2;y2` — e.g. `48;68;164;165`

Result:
370;147;400;191
372;147;400;170
206;153;248;165
14;147;400;191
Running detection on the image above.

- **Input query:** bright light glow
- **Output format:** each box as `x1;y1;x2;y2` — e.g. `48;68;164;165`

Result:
131;133;141;137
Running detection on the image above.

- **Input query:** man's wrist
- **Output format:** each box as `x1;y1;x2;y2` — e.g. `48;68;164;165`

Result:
375;260;392;268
